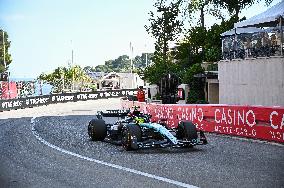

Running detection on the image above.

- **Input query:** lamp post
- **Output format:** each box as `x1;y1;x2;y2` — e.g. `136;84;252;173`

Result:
2;30;6;68
72;49;74;91
130;42;134;88
130;42;133;73
2;30;10;99
144;44;148;67
280;16;283;56
70;40;75;91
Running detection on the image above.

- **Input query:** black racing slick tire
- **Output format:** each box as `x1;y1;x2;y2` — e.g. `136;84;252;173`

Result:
176;121;198;140
121;124;142;151
88;119;107;141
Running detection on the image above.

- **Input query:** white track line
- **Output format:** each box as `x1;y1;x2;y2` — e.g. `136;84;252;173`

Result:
30;117;198;188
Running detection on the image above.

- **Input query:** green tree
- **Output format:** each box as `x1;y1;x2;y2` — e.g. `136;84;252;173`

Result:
182;63;205;103
38;65;92;92
94;64;109;72
145;0;183;59
133;53;154;69
83;66;93;72
0;29;12;73
92;55;131;73
114;55;131;71
175;15;238;64
133;55;142;69
186;0;214;27
212;0;274;19
204;15;239;62
177;0;226;28
144;0;183;84
71;65;92;88
141;53;154;67
143;0;275;103
179;0;274;27
90;54;154;73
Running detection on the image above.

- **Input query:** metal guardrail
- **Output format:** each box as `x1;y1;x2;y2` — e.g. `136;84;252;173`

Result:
0;89;136;112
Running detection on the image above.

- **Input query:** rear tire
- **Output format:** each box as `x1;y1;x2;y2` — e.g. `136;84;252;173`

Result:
88;119;107;141
176;121;198;140
121;124;142;151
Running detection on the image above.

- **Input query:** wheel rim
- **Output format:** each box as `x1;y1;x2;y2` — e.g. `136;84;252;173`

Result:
121;128;130;149
88;123;94;139
177;124;185;139
88;124;91;136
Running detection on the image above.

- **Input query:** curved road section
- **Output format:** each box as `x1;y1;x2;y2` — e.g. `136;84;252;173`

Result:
0;98;283;188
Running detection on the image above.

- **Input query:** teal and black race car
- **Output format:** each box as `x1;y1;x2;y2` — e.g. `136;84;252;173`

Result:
87;107;207;150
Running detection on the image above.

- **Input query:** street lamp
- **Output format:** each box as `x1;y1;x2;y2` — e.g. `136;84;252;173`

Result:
2;30;10;99
2;30;6;68
72;48;74;91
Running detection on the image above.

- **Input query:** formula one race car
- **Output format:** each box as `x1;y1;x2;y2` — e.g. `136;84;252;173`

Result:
87;107;207;150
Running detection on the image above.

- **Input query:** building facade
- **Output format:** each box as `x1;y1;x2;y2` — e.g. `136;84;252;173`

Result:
218;57;284;106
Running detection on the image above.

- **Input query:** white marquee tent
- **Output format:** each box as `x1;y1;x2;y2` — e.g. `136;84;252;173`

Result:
221;27;263;37
231;1;284;56
234;1;284;28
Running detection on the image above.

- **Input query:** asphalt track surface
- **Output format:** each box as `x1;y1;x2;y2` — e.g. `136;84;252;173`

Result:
0;99;283;188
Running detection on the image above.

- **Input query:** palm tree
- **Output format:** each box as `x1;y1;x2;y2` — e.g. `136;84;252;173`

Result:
38;65;92;93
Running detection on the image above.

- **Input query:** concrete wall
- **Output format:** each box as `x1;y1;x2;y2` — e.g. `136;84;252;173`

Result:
118;73;144;89
218;57;284;106
207;79;219;104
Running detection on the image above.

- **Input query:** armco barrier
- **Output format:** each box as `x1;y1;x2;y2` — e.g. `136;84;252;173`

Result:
0;89;136;112
121;100;284;143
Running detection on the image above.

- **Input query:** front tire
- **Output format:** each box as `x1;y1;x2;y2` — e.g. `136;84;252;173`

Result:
88;119;107;141
121;124;142;151
176;121;198;141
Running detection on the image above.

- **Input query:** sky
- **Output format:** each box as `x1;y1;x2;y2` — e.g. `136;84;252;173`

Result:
0;0;282;78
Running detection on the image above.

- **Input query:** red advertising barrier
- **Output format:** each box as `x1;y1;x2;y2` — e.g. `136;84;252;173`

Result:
1;82;18;99
121;100;284;143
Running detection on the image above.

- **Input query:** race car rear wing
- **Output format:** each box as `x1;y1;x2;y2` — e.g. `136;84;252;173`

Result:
97;110;130;118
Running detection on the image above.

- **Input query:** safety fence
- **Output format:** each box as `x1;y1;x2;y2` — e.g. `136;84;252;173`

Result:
0;89;136;111
121;100;284;143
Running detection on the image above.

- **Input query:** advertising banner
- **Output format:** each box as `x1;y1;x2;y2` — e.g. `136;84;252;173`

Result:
0;89;135;111
1;82;18;99
121;100;284;143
